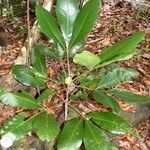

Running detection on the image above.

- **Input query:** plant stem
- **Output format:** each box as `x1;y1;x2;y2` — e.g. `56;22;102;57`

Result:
57;94;85;119
64;48;71;121
66;50;71;77
65;85;69;121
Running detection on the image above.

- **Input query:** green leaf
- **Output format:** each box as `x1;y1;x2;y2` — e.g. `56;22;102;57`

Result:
83;120;111;150
37;89;56;102
31;45;47;77
12;65;46;87
87;111;132;134
92;91;120;113
109;89;150;103
0;113;38;148
57;118;83;150
0;88;5;97
99;31;146;63
97;52;135;68
0;91;40;109
56;0;79;42
34;43;59;60
33;112;60;141
69;0;100;48
0;113;25;135
73;51;100;69
36;5;65;49
76;91;88;100
97;68;139;88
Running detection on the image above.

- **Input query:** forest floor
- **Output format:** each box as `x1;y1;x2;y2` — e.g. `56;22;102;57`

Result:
0;0;150;149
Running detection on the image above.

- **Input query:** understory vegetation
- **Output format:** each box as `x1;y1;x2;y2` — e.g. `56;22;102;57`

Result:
0;0;150;149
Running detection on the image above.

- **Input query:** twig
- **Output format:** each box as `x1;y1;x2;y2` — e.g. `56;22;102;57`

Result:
57;94;85;119
27;0;31;65
65;85;69;121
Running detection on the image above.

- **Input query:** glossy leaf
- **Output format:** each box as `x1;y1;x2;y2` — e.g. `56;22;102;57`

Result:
57;118;83;150
99;31;146;63
34;43;59;60
83;120;111;150
92;91;120;113
0;113;38;148
73;51;100;69
12;65;46;87
88;111;132;134
31;45;47;77
0;91;40;108
109;89;150;103
97;68;139;88
69;0;100;48
56;0;79;42
33;112;60;141
37;89;56;102
36;5;65;49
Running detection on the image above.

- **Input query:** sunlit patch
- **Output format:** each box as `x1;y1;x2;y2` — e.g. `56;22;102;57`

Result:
0;132;16;149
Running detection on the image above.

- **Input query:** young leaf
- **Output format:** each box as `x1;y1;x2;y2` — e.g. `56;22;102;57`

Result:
83;120;111;150
57;118;83;150
37;89;56;102
97;68;139;88
34;43;59;61
36;5;65;49
12;65;46;87
73;51;100;69
33;112;60;141
0;91;40;109
87;111;132;134
92;91;120;113
56;0;79;42
109;89;150;103
69;0;100;48
0;113;38;148
31;46;47;77
99;31;146;63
